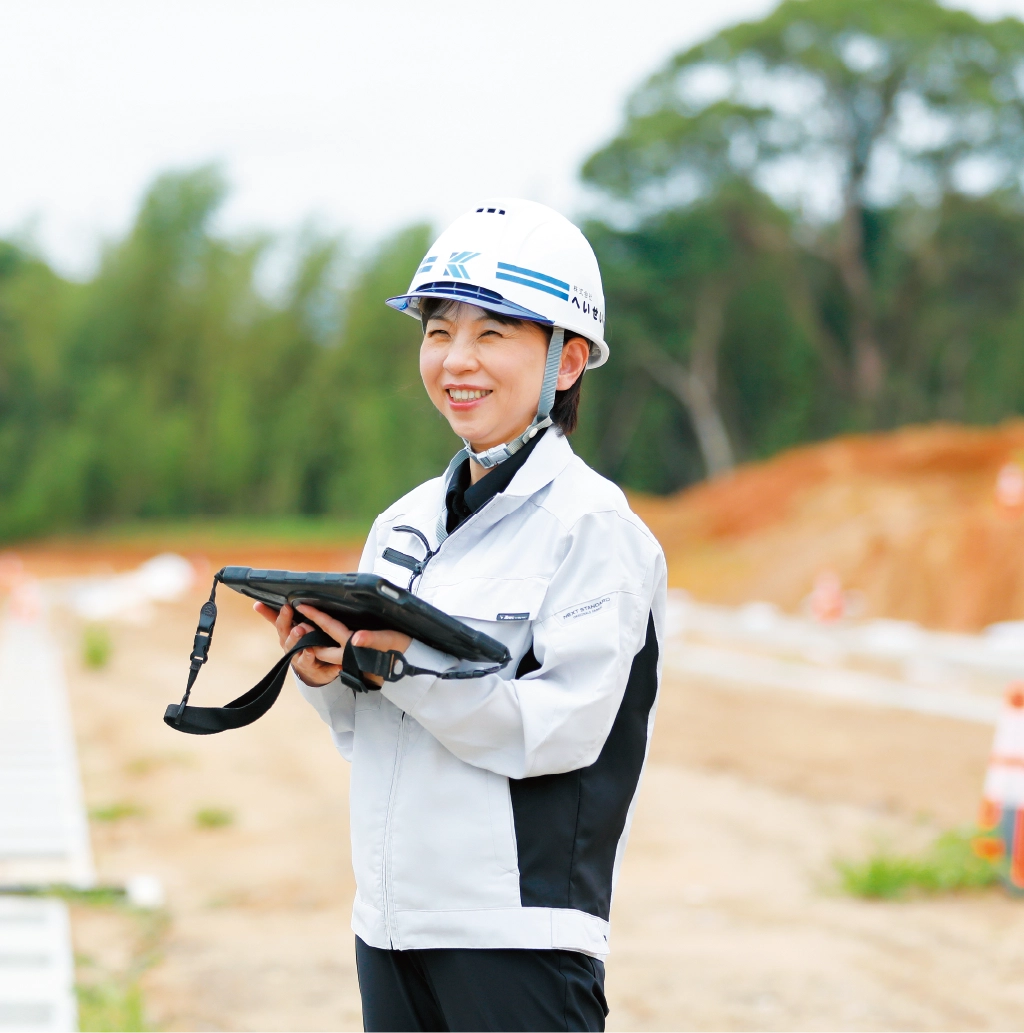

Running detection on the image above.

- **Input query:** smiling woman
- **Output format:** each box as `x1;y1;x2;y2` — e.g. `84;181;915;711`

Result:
256;198;667;1033
418;298;590;470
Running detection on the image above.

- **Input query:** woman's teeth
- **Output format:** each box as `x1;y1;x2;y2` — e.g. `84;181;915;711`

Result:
448;389;490;401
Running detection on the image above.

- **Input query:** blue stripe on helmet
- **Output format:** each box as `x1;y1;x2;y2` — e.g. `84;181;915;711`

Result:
496;262;570;291
495;271;569;301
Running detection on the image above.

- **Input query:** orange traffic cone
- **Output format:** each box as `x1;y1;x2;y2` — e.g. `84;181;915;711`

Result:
976;683;1024;892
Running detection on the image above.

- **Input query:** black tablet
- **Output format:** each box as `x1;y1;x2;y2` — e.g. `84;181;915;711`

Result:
219;566;510;665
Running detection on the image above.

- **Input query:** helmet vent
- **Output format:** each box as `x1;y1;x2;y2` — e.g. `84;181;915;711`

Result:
476;207;507;215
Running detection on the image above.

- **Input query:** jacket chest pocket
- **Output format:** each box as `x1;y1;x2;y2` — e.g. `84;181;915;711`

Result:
422;577;550;673
425;577;550;627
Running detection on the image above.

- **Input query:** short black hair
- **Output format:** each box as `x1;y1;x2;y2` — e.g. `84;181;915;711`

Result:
419;298;587;435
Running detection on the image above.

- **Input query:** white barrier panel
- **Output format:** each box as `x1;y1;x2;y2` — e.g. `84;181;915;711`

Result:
0;593;94;887
0;896;76;1033
667;591;1024;680
665;641;1000;724
665;590;1012;723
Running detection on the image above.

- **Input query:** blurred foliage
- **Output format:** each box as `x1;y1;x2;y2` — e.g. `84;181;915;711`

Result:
0;167;447;540
836;828;1001;898
67;889;168;1033
576;184;825;488
8;0;1024;532
194;806;234;829
76;981;147;1032
88;801;145;823
82;624;113;669
579;0;1024;488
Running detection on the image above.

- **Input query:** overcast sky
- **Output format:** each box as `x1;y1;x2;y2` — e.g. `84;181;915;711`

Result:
3;0;1024;277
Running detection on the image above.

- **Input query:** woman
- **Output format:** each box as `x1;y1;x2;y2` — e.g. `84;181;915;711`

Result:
256;199;666;1032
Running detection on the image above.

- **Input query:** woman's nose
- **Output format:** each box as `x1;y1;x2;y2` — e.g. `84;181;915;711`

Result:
442;332;478;373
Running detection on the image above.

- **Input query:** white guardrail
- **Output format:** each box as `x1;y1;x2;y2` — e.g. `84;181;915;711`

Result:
0;595;94;888
663;590;1024;724
0;897;76;1033
0;583;93;1033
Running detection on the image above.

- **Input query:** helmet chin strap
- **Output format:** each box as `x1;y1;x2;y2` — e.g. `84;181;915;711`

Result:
463;327;565;471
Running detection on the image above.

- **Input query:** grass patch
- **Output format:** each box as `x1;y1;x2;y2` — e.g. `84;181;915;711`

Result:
83;625;113;669
73;905;168;1032
124;752;194;777
194;806;234;829
14;886;170;1031
89;801;145;823
11;885;127;907
836;828;1001;899
76;980;147;1032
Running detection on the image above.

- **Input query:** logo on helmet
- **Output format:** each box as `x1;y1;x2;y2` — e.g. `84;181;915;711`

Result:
444;251;480;279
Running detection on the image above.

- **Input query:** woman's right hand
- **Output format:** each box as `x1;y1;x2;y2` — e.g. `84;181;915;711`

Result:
253;601;351;687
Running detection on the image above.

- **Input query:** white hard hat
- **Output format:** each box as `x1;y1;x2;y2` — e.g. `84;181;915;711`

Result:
386;198;609;369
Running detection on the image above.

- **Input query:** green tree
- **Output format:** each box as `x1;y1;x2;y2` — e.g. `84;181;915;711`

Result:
583;0;1024;407
576;186;821;492
0;168;351;537
0;243;85;537
875;193;1024;424
0;168;459;540
313;224;462;520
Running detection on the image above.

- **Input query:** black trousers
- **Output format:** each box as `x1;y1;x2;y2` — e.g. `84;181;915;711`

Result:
355;936;608;1032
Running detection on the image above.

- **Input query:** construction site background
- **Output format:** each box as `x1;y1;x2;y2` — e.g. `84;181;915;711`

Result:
6;0;1024;1029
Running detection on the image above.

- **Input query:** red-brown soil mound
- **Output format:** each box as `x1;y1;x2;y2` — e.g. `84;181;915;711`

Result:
631;421;1024;631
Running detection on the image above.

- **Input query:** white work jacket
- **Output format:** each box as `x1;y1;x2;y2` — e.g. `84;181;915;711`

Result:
299;429;666;958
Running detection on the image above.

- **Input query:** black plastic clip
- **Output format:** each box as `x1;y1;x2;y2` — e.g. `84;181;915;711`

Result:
190;600;218;668
390;525;435;590
174;574;222;723
352;646;409;682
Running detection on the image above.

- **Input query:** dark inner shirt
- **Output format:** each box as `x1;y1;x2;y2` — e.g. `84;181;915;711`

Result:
445;428;547;534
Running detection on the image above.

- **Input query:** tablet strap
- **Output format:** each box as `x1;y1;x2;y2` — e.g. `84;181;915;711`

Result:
350;646;505;682
164;575;507;735
164;627;341;735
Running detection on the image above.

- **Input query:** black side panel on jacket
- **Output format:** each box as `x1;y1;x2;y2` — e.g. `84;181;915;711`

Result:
509;611;659;921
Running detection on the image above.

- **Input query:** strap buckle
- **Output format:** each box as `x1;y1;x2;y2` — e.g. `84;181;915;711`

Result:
189;601;218;668
351;645;408;682
173;577;222;724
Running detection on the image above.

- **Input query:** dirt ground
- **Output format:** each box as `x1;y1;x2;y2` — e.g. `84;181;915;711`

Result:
50;576;1024;1031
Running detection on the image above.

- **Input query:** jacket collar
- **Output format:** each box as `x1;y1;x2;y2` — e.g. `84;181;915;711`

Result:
502;426;574;497
439;427;572;499
421;430;574;551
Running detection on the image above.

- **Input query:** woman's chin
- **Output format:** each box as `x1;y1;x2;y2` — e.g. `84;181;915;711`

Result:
451;423;511;453
447;415;493;444
444;409;531;453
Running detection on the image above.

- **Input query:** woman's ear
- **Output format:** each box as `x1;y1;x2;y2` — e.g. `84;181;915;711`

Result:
556;336;590;391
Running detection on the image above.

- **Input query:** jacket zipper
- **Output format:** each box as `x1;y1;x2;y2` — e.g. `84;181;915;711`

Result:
380;496;496;941
408;497;496;596
381;711;406;947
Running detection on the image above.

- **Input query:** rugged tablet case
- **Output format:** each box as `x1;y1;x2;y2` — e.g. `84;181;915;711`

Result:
219;566;511;665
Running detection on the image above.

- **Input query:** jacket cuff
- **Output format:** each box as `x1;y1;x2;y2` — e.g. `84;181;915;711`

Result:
293;668;353;729
381;639;458;714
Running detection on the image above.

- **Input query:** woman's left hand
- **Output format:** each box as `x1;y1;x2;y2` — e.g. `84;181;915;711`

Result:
295;603;412;687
